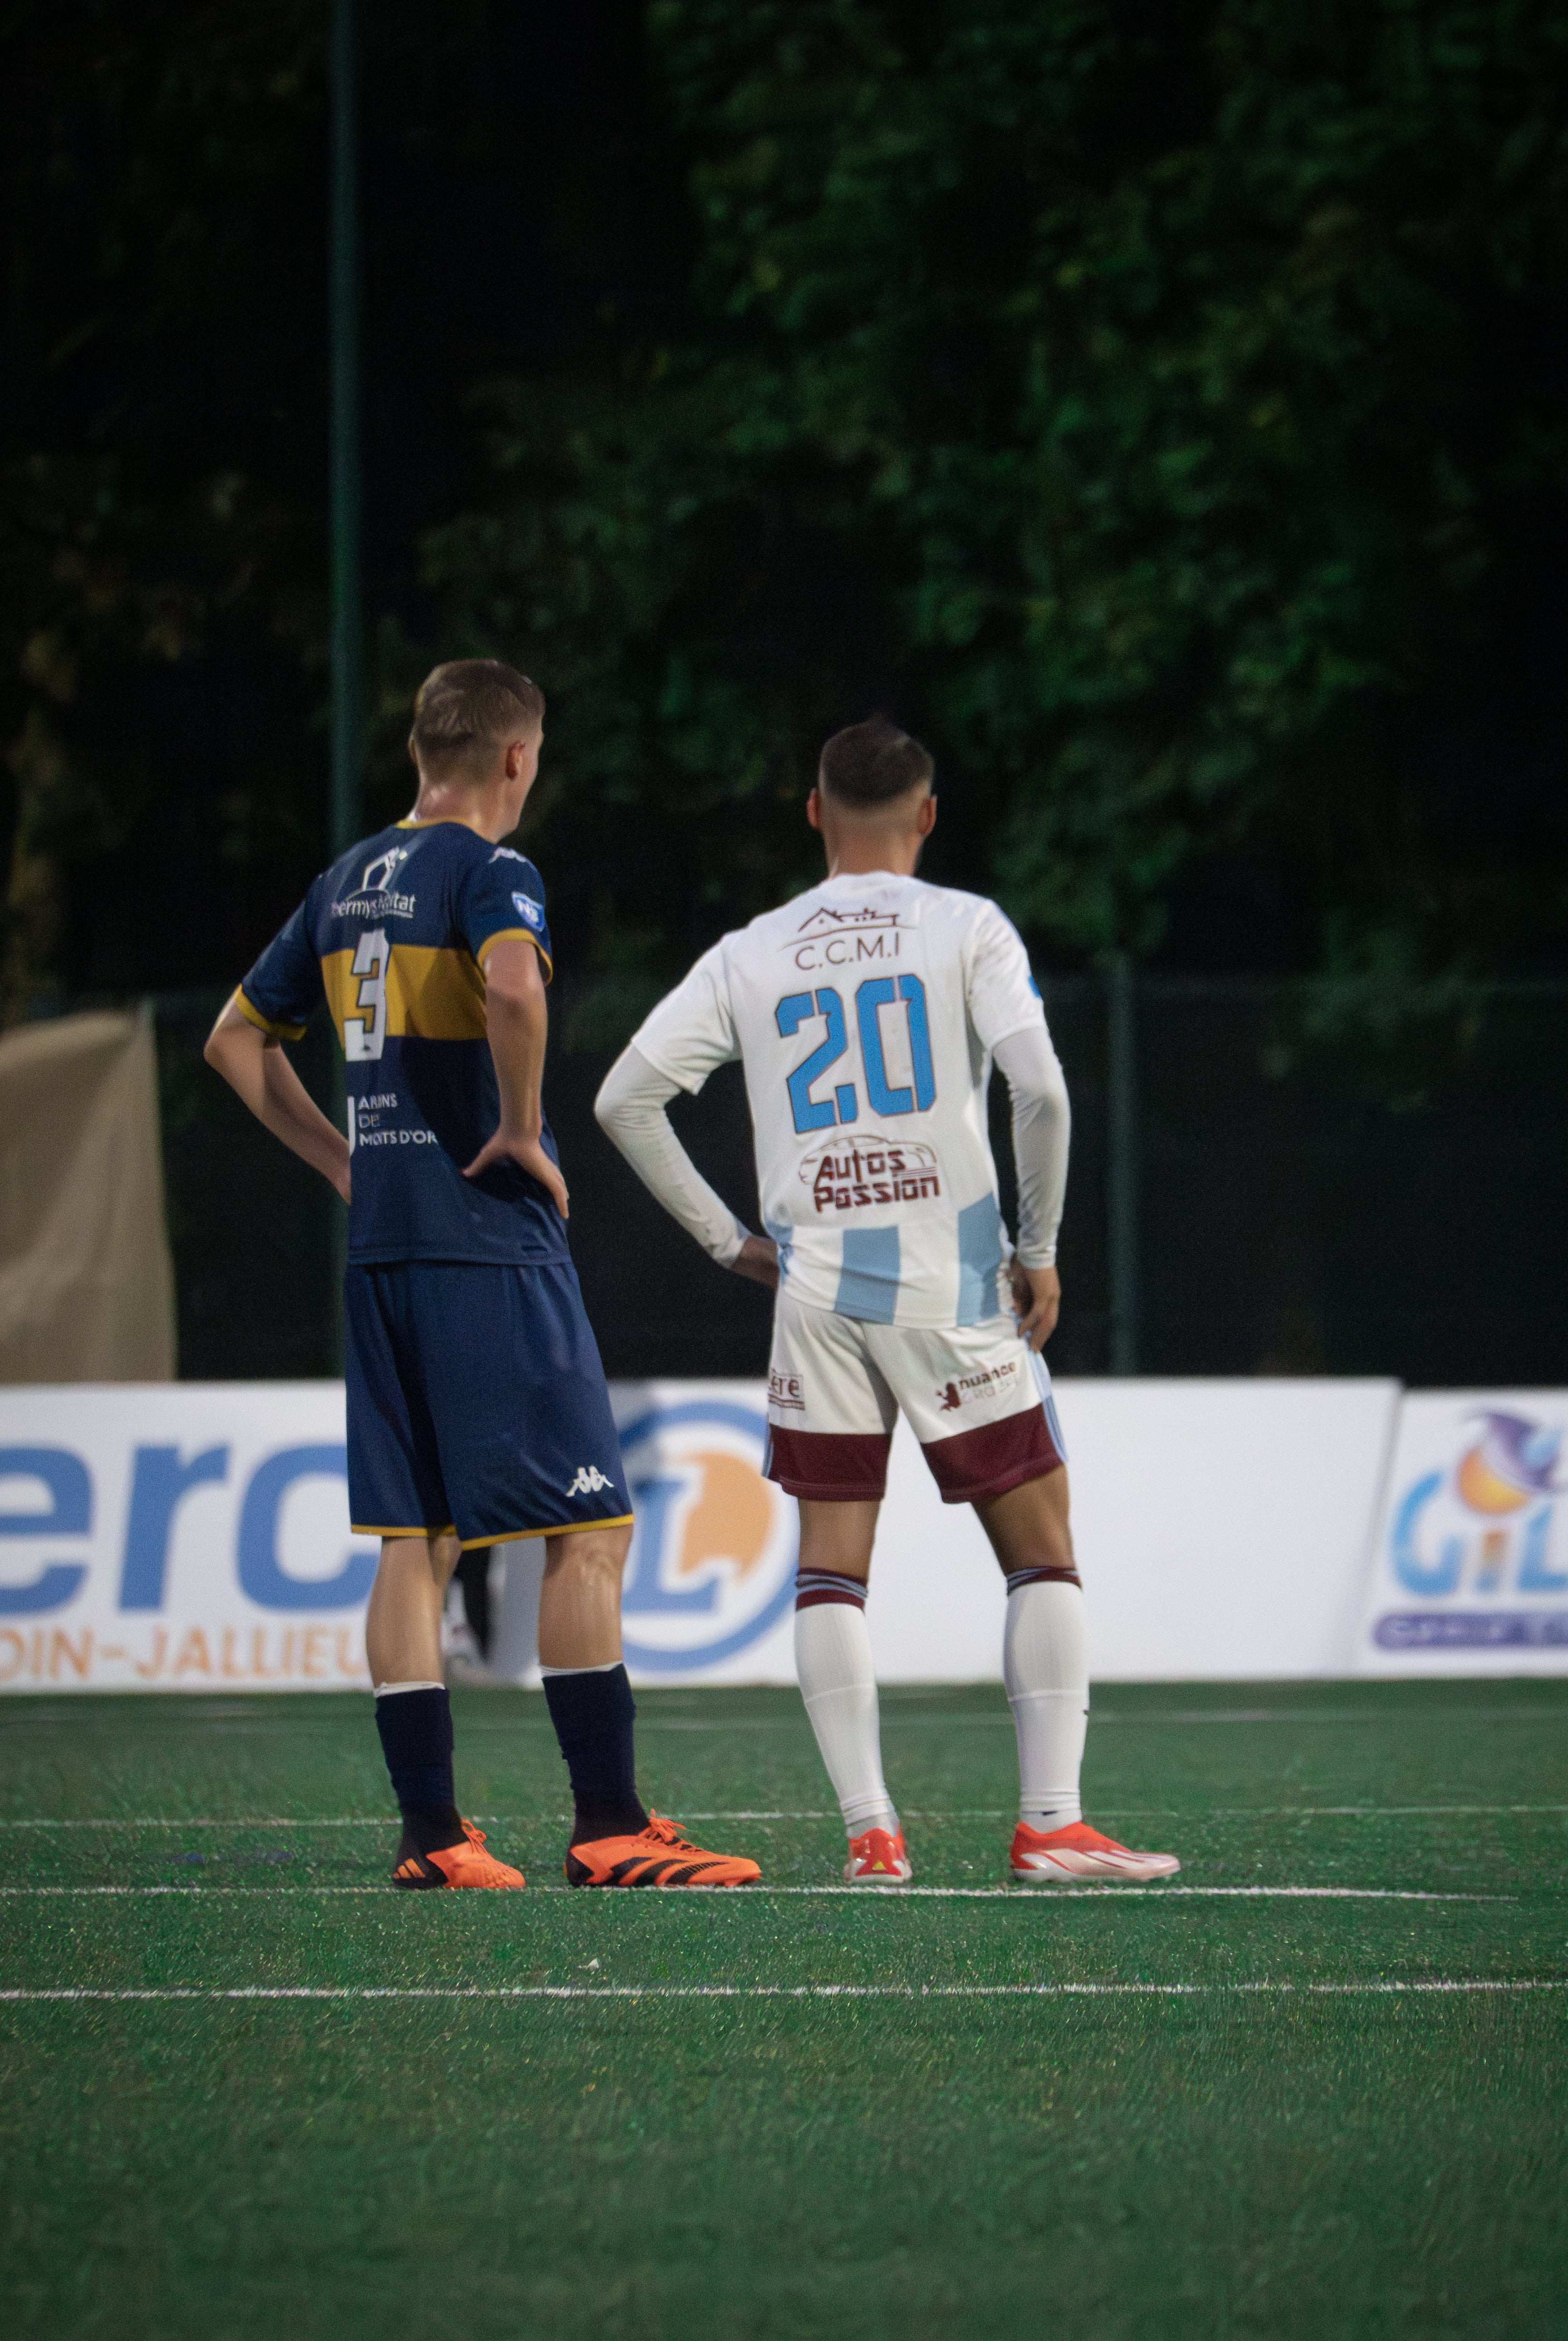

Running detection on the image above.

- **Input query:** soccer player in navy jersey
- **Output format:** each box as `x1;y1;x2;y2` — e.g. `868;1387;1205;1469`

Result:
205;660;759;1891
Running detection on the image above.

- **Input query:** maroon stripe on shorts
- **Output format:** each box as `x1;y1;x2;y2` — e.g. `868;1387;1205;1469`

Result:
920;1404;1064;1505
765;1427;891;1502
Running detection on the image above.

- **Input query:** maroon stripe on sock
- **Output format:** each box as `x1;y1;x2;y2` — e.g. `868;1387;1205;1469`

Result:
1008;1566;1082;1590
795;1586;868;1610
766;1427;891;1502
919;1405;1065;1505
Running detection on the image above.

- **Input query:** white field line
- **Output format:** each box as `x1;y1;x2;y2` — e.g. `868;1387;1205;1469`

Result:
0;1980;1562;2005
2;1804;1565;1829
0;1884;1507;1901
5;1708;1563;1735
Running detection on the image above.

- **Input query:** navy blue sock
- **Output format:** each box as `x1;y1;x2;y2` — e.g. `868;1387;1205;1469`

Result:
374;1687;463;1853
542;1664;649;1843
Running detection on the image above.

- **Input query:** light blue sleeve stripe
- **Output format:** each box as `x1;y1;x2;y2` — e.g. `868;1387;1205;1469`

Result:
834;1227;901;1323
956;1196;1006;1325
763;1216;794;1282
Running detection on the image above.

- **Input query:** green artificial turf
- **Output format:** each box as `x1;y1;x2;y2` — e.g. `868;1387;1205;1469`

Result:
1;1679;1565;2340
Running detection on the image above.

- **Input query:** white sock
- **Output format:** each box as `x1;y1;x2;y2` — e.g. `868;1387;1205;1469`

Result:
794;1595;898;1838
1003;1580;1088;1832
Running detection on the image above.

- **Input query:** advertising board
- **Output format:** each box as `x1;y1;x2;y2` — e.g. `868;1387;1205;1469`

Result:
0;1374;1444;1692
1354;1390;1568;1675
0;1384;375;1693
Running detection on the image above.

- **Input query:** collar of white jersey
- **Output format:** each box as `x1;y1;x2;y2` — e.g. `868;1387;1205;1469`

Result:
797;870;924;924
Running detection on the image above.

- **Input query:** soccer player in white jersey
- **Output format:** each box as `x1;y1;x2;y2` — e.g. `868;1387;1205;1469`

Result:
595;718;1179;1885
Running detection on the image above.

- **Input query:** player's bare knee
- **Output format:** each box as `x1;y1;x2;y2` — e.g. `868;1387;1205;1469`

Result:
544;1523;632;1589
976;1466;1075;1579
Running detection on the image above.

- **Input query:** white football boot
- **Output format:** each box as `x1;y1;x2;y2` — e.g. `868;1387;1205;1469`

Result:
1010;1820;1180;1884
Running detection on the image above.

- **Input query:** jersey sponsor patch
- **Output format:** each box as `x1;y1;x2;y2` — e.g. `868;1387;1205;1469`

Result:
512;892;545;931
933;1357;1022;1411
800;1136;941;1215
786;900;911;974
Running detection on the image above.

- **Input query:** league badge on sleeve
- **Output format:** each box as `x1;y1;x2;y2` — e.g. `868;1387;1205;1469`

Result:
512;892;545;932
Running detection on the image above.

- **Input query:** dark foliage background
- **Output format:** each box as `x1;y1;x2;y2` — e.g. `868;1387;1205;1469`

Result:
4;1;1565;1381
5;0;1565;1014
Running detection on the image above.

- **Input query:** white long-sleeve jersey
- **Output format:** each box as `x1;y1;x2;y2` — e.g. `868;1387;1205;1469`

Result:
596;869;1070;1330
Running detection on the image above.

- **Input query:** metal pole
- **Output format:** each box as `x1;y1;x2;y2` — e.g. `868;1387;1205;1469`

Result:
329;0;363;860
1107;950;1139;1374
326;0;361;1371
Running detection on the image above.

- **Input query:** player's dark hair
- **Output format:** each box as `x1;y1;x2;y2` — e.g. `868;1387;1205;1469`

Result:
408;659;545;773
818;718;934;809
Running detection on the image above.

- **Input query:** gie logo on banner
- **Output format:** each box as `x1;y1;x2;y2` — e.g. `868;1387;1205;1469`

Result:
1370;1404;1566;1655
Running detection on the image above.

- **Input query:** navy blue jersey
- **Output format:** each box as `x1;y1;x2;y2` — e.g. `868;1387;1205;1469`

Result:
237;818;568;1267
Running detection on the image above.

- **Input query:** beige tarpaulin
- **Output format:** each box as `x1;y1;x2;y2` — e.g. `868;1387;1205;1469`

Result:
0;1009;177;1381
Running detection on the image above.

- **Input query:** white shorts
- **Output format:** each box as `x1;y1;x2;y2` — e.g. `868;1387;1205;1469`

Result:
764;1289;1067;1505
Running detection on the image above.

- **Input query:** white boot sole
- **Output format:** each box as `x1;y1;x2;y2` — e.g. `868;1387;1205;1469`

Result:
1011;1852;1181;1885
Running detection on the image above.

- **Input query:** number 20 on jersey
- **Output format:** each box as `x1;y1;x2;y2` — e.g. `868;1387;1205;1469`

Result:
776;975;935;1133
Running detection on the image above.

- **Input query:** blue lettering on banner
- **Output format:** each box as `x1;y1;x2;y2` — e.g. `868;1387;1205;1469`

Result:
0;1446;91;1616
1375;1611;1568;1650
616;1401;796;1672
1516;1507;1568;1592
120;1445;230;1610
622;1476;717;1616
237;1446;376;1612
1390;1472;1463;1595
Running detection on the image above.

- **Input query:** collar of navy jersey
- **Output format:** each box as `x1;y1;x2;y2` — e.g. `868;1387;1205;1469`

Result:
328;823;543;926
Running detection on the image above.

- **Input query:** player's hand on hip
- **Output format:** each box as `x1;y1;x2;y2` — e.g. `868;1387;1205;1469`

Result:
462;1130;570;1218
1011;1261;1060;1351
731;1234;780;1290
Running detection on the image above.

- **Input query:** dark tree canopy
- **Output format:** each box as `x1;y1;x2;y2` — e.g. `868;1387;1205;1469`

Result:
5;0;1566;1020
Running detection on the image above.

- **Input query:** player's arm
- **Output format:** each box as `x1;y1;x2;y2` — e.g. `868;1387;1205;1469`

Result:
204;995;352;1204
992;1026;1070;1351
461;936;569;1217
595;1045;778;1289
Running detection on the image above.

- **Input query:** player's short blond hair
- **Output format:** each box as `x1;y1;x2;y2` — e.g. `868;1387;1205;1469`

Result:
408;659;545;774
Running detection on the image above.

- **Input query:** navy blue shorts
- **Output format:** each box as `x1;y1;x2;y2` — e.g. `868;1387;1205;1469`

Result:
344;1260;632;1548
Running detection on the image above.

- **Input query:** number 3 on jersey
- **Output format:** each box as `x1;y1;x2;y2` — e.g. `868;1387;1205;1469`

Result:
776;975;934;1134
344;927;388;1061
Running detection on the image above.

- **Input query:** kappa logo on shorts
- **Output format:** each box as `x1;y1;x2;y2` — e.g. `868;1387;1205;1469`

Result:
567;1465;617;1497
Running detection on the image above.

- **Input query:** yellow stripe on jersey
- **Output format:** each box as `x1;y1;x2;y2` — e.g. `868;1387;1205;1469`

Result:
234;986;307;1042
476;927;553;982
323;944;486;1044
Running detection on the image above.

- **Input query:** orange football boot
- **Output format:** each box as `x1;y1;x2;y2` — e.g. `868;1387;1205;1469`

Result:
1009;1819;1179;1884
844;1825;912;1884
564;1812;760;1888
391;1819;525;1890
